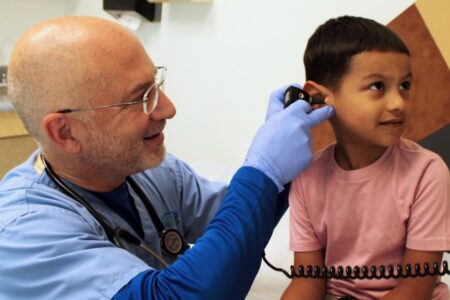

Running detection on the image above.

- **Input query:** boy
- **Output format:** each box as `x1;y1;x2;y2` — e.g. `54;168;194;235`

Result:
282;16;449;300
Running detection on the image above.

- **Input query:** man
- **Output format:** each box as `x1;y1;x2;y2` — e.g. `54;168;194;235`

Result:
0;16;333;299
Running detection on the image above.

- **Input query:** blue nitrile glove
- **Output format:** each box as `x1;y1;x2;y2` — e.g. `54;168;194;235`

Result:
244;99;333;192
265;83;301;121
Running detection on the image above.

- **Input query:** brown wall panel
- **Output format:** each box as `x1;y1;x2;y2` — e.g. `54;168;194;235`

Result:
416;0;450;68
388;4;450;141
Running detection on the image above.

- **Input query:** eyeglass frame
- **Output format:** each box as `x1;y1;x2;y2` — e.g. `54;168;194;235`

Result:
56;66;166;115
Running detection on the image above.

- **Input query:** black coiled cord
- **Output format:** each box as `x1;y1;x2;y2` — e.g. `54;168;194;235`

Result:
262;255;450;280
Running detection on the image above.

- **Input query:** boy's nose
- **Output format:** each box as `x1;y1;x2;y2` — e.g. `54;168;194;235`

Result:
386;92;406;112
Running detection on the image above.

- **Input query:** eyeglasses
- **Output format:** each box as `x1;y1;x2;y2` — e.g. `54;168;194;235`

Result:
57;66;166;115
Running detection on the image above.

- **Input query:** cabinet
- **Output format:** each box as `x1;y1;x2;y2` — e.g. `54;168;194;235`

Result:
0;112;37;178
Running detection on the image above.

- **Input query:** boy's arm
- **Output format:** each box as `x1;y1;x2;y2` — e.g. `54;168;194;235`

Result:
281;249;326;300
380;248;443;300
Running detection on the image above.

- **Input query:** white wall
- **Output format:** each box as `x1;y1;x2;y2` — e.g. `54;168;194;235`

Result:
1;0;415;166
0;0;70;65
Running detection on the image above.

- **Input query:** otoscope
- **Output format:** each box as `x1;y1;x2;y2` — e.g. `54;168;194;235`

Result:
283;85;325;108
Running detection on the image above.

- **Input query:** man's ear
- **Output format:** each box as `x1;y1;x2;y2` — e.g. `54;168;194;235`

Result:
42;113;81;153
303;81;335;106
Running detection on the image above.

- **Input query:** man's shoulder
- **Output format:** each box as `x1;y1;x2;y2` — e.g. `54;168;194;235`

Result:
0;151;39;225
0;150;40;191
0;151;91;231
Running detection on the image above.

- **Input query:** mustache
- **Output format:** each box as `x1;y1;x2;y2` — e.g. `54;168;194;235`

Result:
146;120;166;136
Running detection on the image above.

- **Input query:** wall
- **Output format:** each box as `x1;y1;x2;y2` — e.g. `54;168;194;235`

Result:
0;0;415;166
0;0;70;65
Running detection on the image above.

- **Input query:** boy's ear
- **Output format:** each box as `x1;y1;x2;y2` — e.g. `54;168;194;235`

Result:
41;113;82;153
303;81;335;106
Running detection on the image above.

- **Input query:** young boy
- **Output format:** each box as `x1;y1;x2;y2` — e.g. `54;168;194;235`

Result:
282;16;449;300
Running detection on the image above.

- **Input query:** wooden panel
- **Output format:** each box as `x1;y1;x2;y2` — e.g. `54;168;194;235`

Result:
0;135;37;178
416;0;450;68
389;4;450;141
0;111;29;138
0;111;37;178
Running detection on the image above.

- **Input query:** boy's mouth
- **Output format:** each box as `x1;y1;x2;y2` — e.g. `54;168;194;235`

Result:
379;119;403;126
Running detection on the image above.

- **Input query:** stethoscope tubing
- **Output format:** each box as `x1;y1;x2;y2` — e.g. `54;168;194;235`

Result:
40;154;179;266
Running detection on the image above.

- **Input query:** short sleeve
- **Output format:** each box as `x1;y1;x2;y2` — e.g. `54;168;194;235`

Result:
289;177;323;251
406;157;450;251
0;201;149;300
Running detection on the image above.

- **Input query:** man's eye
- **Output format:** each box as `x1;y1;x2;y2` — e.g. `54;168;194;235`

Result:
131;92;145;103
400;80;411;90
369;82;384;91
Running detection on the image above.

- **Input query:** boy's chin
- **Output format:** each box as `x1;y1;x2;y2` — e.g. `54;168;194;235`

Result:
378;136;402;147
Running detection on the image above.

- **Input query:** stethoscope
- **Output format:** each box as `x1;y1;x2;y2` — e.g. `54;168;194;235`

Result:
39;154;189;267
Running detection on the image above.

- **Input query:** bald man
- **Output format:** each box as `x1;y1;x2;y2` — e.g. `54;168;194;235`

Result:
0;16;333;299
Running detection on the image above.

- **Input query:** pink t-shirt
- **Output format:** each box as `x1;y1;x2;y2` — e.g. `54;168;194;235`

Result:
289;138;450;299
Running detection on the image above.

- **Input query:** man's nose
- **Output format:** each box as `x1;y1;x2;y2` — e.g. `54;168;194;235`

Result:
150;89;176;120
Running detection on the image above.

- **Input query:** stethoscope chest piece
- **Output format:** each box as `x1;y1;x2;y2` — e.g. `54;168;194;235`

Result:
161;228;187;257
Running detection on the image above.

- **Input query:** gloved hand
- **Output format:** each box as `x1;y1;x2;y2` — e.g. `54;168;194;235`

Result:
265;83;301;121
244;97;333;192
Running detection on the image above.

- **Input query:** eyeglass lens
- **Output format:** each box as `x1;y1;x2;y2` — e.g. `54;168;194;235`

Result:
144;67;165;115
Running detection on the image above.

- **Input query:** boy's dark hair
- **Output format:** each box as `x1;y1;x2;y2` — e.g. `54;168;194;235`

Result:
304;16;410;90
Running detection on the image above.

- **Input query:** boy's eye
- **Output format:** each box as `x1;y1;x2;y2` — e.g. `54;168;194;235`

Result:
369;82;384;91
400;80;411;90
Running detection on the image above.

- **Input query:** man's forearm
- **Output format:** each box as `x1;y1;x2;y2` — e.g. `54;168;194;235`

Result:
114;166;286;300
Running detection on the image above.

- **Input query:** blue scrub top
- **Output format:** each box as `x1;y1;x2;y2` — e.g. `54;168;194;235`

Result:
0;150;227;299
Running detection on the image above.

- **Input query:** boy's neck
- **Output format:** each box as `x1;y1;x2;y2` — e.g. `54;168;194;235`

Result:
334;141;388;170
